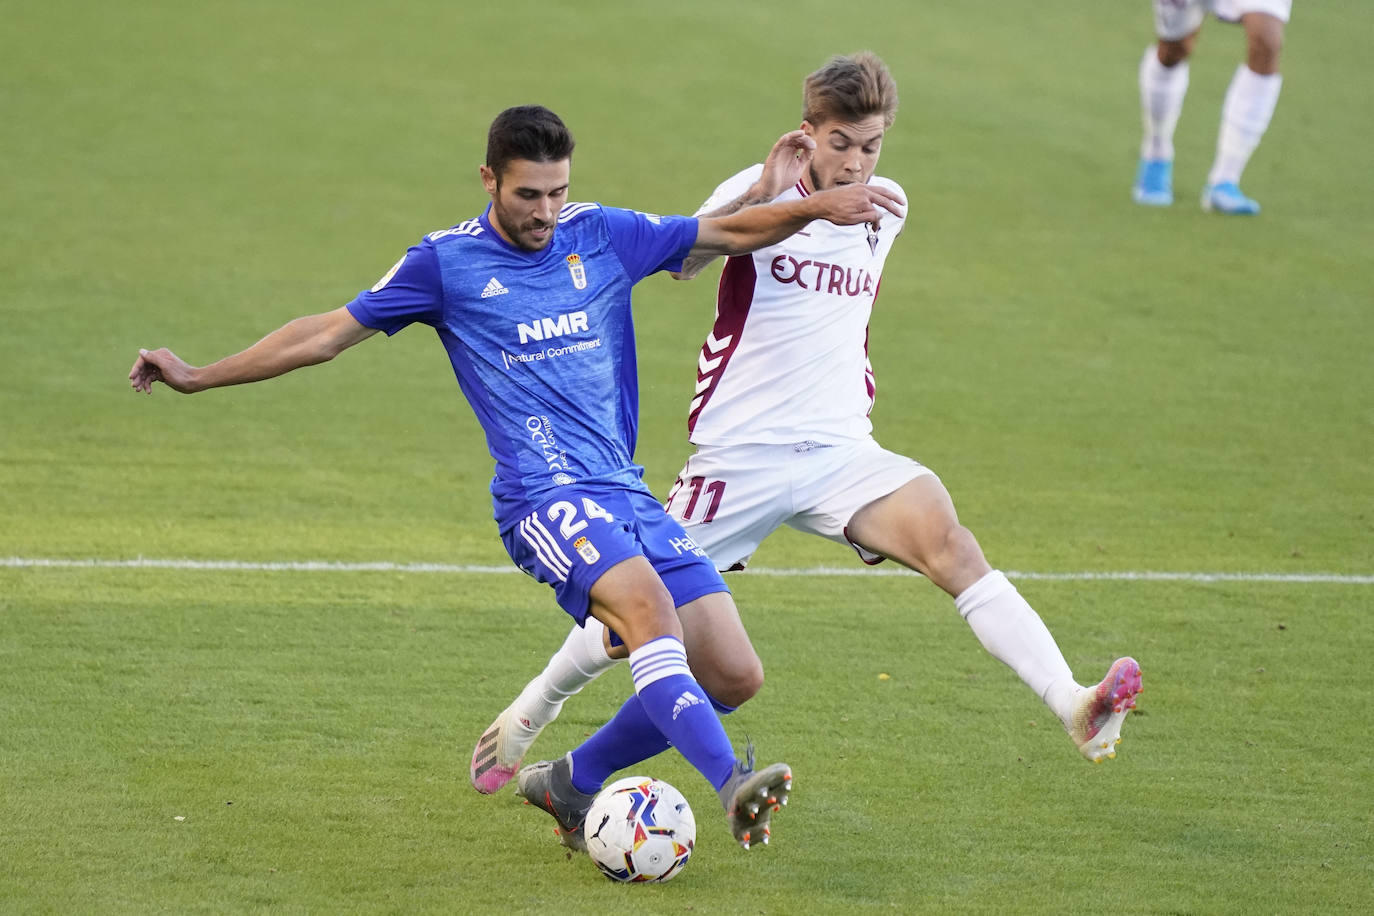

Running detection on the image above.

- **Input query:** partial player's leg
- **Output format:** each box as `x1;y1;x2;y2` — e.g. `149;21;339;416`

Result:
470;620;617;794
511;488;788;849
1202;9;1287;213
471;585;767;794
472;446;777;793
1135;1;1203;204
844;473;1142;762
528;590;782;850
515;557;733;847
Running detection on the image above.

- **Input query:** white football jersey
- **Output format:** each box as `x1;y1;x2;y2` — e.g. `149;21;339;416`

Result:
686;164;907;447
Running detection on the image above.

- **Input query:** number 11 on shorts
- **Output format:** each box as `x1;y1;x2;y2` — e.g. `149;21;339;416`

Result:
666;475;725;523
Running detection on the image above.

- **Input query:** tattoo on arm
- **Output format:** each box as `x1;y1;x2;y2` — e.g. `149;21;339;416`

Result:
677;188;775;280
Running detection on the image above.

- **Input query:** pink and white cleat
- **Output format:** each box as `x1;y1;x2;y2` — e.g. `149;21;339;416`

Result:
470;705;542;794
1069;657;1142;763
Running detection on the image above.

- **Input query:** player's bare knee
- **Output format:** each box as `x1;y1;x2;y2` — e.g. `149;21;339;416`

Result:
1157;38;1192;68
929;525;991;595
1246;32;1283;75
703;654;763;708
598;593;681;648
1241;11;1284;73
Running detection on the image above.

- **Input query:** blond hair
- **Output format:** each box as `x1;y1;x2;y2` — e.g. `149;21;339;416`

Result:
801;52;898;128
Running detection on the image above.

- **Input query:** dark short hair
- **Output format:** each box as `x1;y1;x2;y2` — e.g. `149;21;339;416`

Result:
485;105;575;181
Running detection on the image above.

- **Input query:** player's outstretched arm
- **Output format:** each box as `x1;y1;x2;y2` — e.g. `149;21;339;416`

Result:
129;306;378;395
691;183;905;259
673;130;816;281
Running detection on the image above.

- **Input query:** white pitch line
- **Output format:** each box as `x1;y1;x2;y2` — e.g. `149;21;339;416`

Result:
2;556;1371;585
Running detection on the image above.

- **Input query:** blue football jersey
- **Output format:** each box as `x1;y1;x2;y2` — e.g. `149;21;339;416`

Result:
346;202;698;528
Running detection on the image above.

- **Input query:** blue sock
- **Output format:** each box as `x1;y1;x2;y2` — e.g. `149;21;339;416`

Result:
626;636;736;791
568;697;670;794
569;684;738;794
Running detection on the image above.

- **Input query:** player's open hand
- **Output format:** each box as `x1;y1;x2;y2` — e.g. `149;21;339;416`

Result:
129;347;198;394
810;183;906;227
755;130;816;199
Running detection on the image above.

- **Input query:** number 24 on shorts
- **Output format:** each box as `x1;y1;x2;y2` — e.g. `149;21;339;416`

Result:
546;497;615;537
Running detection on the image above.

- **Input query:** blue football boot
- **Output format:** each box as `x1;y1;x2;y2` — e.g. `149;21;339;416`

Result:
1132;158;1174;206
1201;181;1260;215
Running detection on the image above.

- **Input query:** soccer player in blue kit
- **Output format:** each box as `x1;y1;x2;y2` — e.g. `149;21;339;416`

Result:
129;105;904;851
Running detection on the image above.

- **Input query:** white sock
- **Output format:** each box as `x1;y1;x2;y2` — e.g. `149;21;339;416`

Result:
1208;64;1282;186
955;570;1079;727
510;617;619;731
1139;45;1190;161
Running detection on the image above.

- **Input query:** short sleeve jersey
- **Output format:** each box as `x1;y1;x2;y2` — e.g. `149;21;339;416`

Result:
346;202;698;528
685;166;907;447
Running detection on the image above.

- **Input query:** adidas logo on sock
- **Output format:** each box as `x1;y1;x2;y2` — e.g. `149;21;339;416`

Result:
671;690;705;720
481;276;509;299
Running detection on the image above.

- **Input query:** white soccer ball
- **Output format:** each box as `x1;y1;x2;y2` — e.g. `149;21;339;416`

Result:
584;775;696;883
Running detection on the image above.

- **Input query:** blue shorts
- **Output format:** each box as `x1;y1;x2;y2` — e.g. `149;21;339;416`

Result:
500;484;729;630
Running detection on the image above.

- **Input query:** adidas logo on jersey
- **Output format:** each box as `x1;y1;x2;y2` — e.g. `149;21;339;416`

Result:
481;277;509;299
671;690;705;720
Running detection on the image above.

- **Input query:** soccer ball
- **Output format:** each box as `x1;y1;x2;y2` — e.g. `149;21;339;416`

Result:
584;776;696;883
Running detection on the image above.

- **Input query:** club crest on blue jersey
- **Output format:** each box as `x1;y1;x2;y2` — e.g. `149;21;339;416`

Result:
566;254;587;290
574;535;601;565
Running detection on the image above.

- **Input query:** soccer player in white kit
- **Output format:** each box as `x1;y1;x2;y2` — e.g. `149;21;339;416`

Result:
474;54;1142;805
1134;0;1291;214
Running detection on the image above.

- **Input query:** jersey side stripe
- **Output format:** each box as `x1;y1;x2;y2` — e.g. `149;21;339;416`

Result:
865;279;883;414
519;514;572;578
687;254;755;435
518;519;568;580
863;338;877;416
524;515;573;577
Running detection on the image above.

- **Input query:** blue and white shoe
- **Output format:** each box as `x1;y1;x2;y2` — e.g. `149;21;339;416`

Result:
1132;158;1173;206
1201;181;1260;215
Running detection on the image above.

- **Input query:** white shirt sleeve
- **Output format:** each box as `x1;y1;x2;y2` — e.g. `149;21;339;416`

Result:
692;164;766;217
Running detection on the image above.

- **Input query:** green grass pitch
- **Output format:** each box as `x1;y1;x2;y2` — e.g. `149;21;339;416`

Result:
2;1;1372;913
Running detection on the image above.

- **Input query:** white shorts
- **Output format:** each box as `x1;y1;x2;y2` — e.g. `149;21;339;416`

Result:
1154;0;1292;41
663;437;935;571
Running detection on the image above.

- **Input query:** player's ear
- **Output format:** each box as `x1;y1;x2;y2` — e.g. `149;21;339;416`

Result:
479;165;498;195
